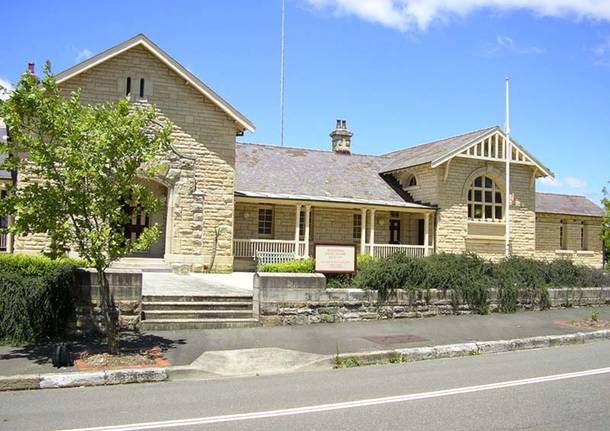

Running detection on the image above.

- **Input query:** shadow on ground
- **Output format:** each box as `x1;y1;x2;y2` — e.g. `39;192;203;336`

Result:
0;332;186;368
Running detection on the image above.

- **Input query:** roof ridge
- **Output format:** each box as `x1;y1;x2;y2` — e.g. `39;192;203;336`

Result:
382;125;499;157
54;34;255;132
536;191;595;199
236;142;384;158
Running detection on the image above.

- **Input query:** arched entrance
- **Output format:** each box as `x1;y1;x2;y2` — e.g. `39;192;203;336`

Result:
126;179;169;259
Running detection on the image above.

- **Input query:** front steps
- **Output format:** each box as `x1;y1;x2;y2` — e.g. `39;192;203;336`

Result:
111;258;173;273
140;294;258;330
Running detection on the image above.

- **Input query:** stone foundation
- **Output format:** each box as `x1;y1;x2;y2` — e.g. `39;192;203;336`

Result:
255;273;610;326
73;268;142;334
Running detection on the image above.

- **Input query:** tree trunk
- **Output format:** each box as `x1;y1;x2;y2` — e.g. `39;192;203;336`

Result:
96;268;120;355
207;227;220;273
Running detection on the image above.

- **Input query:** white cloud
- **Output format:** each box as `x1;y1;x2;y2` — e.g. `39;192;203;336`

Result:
538;175;588;190
563;176;588;189
0;78;13;101
593;36;610;65
305;0;610;31
538;176;562;187
485;35;544;55
75;49;93;63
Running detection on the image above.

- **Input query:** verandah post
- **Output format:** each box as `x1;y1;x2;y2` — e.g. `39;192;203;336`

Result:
304;204;311;257
294;203;302;258
369;209;376;257
360;208;367;255
424;213;430;256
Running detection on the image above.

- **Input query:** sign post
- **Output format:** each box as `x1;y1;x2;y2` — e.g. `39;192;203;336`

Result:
314;243;357;274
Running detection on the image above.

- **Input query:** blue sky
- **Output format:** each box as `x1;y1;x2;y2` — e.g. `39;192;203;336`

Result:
1;0;609;203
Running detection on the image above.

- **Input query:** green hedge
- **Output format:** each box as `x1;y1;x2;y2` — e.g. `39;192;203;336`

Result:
0;254;82;344
259;255;374;277
0;254;87;277
353;253;608;313
259;253;608;314
259;258;315;273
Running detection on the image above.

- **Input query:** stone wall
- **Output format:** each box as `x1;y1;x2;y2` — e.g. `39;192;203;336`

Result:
393;164;441;206
436;160;535;259
72;269;142;334
255;273;609;326
535;213;604;267
15;44;239;271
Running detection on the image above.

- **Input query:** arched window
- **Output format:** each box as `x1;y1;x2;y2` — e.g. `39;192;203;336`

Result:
401;172;418;189
467;175;503;221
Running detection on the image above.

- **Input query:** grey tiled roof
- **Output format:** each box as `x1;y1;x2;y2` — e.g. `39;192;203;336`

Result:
235;143;431;209
535;192;604;217
235;127;563;211
381;126;498;172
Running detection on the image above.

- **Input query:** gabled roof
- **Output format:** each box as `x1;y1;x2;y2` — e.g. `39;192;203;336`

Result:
54;34;255;133
235;143;433;209
536;192;604;217
382;127;496;173
381;126;553;177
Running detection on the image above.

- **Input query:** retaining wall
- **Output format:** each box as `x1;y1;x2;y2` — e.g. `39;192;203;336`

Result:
73;268;142;334
254;273;610;326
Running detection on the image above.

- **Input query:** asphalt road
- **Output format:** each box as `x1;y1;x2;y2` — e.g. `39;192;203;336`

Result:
1;341;609;431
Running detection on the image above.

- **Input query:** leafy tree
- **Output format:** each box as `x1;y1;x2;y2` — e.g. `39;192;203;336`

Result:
0;63;172;353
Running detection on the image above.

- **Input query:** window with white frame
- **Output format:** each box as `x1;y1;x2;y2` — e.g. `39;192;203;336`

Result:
258;208;273;235
467;175;503;221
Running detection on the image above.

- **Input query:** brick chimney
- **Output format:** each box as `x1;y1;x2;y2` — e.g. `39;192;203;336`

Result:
330;119;352;154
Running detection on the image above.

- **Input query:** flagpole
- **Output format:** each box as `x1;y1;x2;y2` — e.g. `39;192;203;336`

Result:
279;0;286;147
505;77;511;257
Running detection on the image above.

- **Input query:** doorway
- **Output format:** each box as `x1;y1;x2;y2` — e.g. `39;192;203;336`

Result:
417;219;425;246
389;219;400;244
124;180;168;258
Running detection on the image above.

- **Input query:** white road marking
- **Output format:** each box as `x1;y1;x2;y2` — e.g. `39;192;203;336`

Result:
58;366;610;431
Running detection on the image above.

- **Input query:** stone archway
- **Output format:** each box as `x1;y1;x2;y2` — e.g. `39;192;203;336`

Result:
127;179;169;259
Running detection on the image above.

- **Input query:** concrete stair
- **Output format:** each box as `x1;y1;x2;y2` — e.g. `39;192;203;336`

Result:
111;258;173;273
140;294;258;330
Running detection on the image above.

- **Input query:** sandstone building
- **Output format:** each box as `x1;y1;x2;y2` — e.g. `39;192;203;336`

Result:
1;35;605;269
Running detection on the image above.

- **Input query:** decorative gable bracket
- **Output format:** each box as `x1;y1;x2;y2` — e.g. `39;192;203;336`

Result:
430;129;553;178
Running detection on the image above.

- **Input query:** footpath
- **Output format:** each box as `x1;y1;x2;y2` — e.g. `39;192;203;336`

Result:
0;306;608;390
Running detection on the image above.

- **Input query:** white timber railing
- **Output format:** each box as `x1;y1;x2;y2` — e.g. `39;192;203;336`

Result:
234;239;307;258
364;244;428;259
234;240;430;260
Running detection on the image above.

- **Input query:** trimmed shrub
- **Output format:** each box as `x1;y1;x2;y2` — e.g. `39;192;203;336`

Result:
494;257;549;312
0;253;87;277
352;253;606;314
259;258;315;273
259;253;607;313
0;254;81;344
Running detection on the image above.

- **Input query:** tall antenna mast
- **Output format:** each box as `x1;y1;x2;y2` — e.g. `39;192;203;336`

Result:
505;77;511;257
279;0;286;146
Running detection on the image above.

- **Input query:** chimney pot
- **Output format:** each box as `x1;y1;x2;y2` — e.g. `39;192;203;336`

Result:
330;119;353;154
27;62;35;74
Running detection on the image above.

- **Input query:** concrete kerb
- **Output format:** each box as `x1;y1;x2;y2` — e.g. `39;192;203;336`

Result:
0;367;169;392
332;330;610;366
395;330;610;363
